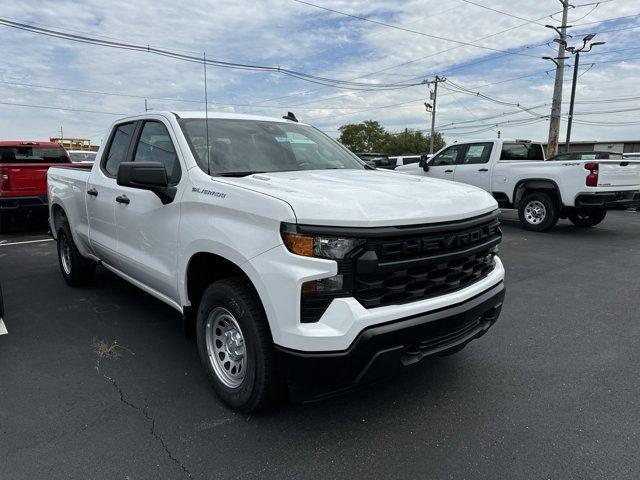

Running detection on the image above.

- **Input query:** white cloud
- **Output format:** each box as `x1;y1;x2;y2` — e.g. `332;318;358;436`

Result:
0;0;638;146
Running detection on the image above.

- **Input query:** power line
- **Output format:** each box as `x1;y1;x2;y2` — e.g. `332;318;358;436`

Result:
0;17;425;91
457;0;547;26
0;100;126;116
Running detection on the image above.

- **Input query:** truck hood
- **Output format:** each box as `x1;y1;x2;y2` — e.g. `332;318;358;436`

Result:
218;169;497;227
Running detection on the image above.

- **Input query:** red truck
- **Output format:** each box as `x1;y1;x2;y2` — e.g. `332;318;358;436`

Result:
0;141;80;230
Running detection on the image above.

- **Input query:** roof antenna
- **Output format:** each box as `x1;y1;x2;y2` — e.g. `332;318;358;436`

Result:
283;111;298;122
203;51;211;175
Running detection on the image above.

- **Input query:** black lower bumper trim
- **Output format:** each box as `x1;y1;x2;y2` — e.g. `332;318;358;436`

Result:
275;282;505;402
575;191;640;208
0;195;48;211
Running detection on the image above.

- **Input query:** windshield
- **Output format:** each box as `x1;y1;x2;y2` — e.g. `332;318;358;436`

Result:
68;151;97;162
179;119;365;175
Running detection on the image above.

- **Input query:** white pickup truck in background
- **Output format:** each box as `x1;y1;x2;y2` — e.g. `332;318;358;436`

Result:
48;111;505;411
406;139;640;231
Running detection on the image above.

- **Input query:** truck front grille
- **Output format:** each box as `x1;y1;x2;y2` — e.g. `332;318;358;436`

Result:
352;213;501;309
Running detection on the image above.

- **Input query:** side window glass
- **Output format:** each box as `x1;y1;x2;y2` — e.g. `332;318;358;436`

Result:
460;143;493;164
104;122;135;177
133;121;182;185
431;146;460;166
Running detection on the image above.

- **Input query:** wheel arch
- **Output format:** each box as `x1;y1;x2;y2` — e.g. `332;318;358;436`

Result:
513;178;563;208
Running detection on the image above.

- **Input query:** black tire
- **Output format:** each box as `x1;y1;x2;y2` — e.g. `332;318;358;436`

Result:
518;191;559;232
56;218;95;287
568;209;607;227
0;211;12;234
196;278;282;412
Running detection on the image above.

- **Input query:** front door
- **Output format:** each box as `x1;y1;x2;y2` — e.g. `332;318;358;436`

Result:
426;145;463;181
87;122;136;266
114;119;183;302
452;142;493;191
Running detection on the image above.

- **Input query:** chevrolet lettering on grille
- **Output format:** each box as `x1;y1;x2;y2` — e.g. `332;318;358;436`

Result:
379;223;501;259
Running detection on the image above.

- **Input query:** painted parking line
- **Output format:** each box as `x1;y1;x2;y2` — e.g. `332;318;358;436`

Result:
0;319;7;335
0;238;53;247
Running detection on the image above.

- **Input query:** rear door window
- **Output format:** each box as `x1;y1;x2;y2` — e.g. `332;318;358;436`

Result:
0;146;68;164
459;143;493;164
103;122;135;177
501;143;545;161
132;121;182;185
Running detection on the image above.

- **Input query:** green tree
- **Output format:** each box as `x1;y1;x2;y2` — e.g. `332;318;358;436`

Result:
338;120;387;153
382;129;445;156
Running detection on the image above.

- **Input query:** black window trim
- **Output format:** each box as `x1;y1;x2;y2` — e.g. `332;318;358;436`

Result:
130;119;182;186
100;120;139;179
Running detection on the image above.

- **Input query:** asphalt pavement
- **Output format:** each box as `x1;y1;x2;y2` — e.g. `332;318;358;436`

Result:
1;210;639;479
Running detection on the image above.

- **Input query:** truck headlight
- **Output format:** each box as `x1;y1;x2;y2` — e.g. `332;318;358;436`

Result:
281;225;364;260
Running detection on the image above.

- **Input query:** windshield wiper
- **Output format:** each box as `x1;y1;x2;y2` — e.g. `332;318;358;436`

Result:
215;171;266;177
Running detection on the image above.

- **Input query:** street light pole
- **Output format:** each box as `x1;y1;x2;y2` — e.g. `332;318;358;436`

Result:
564;35;605;152
565;51;580;153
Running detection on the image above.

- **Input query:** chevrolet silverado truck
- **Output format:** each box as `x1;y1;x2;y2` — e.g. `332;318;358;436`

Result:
410;139;640;231
0;141;78;230
48;111;505;411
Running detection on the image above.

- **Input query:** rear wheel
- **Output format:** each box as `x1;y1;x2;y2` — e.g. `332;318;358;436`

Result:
568;209;607;227
196;278;282;412
56;218;95;286
518;192;559;232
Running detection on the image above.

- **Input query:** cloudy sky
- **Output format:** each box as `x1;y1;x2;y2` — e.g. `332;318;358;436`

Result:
1;0;639;146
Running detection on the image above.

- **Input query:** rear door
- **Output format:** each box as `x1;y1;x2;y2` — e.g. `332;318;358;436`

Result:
427;145;463;181
87;122;136;266
452;142;493;191
114;119;183;301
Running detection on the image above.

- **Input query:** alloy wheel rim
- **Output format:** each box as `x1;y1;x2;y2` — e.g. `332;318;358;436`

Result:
60;236;72;275
205;307;246;388
524;200;546;225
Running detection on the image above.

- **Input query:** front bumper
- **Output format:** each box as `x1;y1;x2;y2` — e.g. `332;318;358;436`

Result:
0;195;48;211
575;190;640;209
276;281;505;402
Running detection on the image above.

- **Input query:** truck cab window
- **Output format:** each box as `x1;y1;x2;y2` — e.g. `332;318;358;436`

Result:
501;143;544;161
459;143;493;164
103;122;135;177
430;145;462;166
133;121;182;185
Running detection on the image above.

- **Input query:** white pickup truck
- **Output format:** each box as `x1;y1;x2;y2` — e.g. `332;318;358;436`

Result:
408;139;640;231
48;111;505;411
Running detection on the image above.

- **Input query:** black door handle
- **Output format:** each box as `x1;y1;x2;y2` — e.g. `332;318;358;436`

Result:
116;195;130;205
478;168;489;172
445;169;454;173
87;187;98;197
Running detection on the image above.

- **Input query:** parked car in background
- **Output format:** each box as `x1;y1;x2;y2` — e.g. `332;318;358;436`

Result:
390;155;421;170
355;152;396;169
406;139;640;231
48;111;506;411
67;150;97;163
1;141;75;229
548;151;623;161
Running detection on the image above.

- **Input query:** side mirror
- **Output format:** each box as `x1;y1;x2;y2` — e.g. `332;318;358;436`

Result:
419;156;430;172
117;162;176;204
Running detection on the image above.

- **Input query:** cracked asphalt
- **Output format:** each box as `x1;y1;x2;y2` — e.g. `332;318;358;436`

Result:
1;210;640;479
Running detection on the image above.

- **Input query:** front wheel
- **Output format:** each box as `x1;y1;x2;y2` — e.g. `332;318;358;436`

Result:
568;209;607;227
196;278;282;412
518;192;559;232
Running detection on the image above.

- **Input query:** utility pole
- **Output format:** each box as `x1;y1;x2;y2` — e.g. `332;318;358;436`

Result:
144;99;148;112
427;75;446;154
545;0;570;158
60;126;63;139
564;34;605;152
